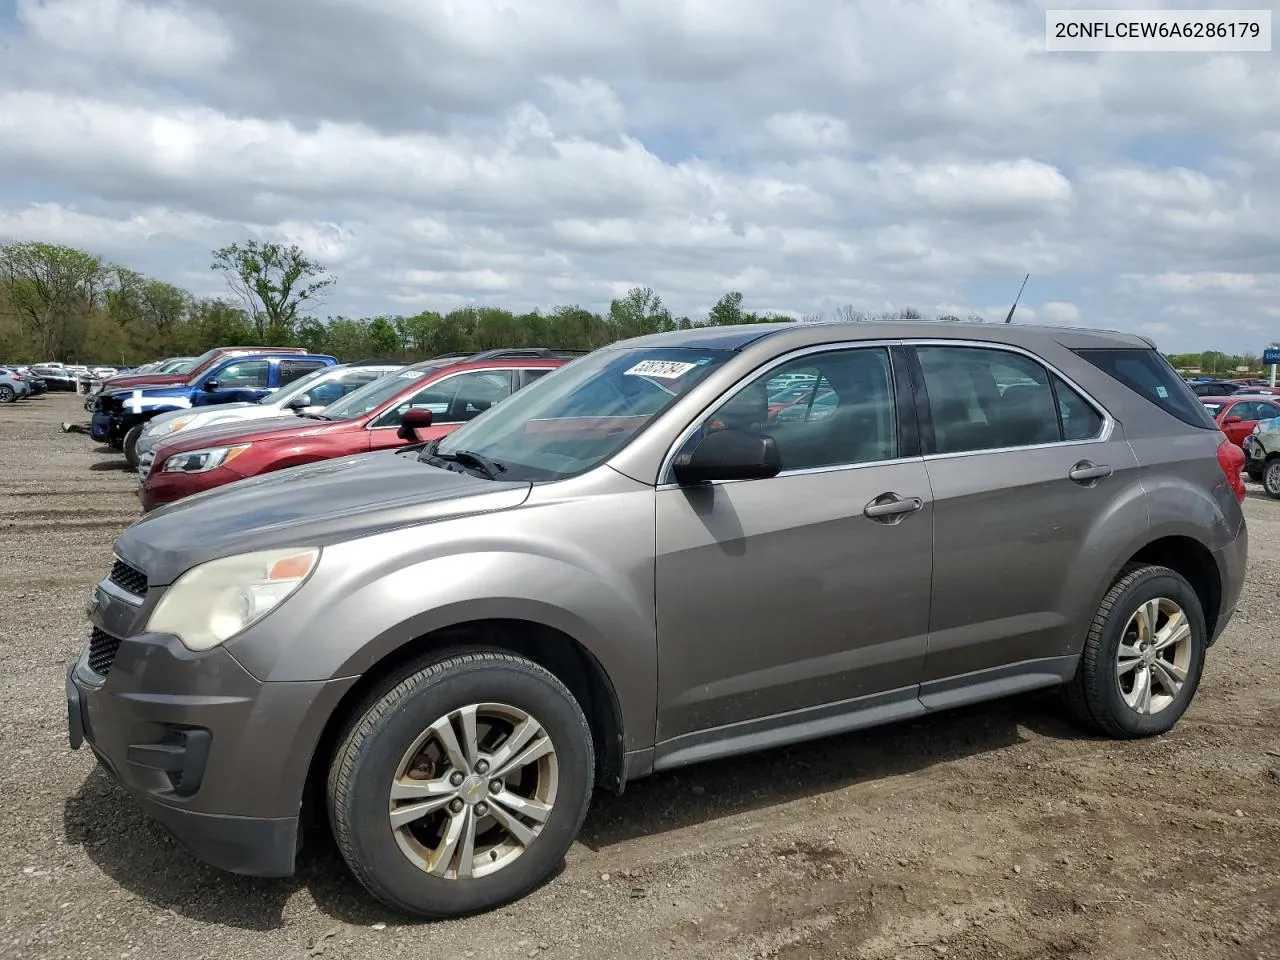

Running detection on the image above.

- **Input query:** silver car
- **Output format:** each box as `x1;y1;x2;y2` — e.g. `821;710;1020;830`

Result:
68;321;1247;919
0;367;32;402
134;361;404;479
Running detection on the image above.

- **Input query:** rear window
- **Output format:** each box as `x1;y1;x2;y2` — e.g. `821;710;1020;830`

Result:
1074;348;1218;429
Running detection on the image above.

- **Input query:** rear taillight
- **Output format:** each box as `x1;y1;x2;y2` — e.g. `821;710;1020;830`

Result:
1217;437;1246;503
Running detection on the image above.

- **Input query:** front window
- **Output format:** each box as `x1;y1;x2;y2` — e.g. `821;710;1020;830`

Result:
320;367;441;420
373;370;513;427
213;359;270;389
430;347;732;481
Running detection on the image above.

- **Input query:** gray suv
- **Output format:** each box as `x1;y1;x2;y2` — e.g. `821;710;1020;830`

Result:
66;322;1248;918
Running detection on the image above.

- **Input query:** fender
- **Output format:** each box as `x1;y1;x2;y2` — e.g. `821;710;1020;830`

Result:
226;498;660;755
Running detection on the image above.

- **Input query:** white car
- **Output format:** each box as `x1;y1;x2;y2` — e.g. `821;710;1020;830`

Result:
133;361;404;471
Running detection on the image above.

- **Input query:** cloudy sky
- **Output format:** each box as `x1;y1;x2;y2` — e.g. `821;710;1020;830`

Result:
0;0;1276;352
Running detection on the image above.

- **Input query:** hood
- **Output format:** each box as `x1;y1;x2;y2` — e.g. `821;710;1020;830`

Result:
116;450;531;584
145;401;263;432
101;373;189;389
151;414;341;458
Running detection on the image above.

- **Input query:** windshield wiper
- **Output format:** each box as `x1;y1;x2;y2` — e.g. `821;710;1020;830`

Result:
302;412;331;420
427;448;507;479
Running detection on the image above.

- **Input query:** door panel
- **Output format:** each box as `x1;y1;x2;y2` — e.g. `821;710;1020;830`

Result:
655;463;934;740
201;358;271;405
911;343;1141;681
654;344;931;743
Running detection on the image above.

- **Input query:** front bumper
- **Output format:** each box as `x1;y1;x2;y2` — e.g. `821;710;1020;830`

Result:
65;598;356;877
90;411;117;443
140;464;240;511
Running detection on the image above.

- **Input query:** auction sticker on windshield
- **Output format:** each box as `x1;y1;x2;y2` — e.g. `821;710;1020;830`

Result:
624;360;698;379
399;371;425;379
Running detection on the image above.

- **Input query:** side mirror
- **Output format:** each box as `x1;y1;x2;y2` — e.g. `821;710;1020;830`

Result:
1223;415;1244;425
397;407;433;441
203;379;219;391
285;393;311;411
672;428;781;486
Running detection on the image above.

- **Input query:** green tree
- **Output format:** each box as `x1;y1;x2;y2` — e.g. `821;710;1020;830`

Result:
184;297;254;351
366;316;401;356
608;286;674;338
106;268;191;354
211;239;335;340
0;241;105;360
708;291;746;326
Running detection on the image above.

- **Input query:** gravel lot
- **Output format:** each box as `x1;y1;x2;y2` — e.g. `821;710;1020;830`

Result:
2;393;1278;960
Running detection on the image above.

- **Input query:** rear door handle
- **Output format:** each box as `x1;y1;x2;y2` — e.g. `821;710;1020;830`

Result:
863;493;924;520
1069;461;1113;483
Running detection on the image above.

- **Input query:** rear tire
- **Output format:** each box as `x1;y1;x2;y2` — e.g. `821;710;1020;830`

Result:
1065;564;1206;739
327;650;594;918
122;424;144;469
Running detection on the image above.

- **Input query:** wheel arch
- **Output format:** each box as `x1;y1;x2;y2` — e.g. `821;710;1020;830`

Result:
299;616;628;832
1123;535;1222;642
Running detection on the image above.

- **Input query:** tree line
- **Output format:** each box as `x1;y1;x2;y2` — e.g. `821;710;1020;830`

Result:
0;238;985;365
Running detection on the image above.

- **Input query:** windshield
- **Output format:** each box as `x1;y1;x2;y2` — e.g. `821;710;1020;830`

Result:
431;347;732;481
185;348;224;377
159;358;196;374
321;367;438;420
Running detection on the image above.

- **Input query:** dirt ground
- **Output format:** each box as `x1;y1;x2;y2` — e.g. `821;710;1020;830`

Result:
1;392;1277;960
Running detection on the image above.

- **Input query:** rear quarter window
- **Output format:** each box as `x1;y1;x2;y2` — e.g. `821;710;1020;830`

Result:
1073;348;1218;429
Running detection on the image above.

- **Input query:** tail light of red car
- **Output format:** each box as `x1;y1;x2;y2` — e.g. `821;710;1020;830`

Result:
1216;436;1246;503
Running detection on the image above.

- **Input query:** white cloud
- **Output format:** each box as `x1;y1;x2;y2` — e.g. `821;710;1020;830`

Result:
16;0;232;76
765;112;852;152
1039;301;1081;324
0;0;1278;350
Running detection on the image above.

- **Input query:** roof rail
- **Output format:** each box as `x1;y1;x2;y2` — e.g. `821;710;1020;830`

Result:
466;348;590;362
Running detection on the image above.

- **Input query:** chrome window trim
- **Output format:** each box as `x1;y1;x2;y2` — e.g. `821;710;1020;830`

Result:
907;339;1115;460
654;336;1118;487
656;339;904;487
365;366;531;430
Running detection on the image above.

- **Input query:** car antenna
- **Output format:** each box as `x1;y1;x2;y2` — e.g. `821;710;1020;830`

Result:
1004;274;1030;324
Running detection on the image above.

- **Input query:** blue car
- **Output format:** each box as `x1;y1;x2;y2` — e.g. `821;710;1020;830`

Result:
90;351;338;466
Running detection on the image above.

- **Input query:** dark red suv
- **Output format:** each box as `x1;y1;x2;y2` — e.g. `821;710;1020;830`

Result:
140;350;579;510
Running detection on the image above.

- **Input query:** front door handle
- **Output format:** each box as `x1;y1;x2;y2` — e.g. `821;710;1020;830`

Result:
863;493;924;521
1069;460;1113;484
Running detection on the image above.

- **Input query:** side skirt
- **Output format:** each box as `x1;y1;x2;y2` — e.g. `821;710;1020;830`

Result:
649;655;1079;775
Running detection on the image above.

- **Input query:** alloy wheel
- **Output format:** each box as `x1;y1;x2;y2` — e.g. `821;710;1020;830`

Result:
1266;461;1280;497
388;702;559;880
1116;597;1191;716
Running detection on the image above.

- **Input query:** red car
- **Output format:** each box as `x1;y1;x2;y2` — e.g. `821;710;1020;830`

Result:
140;350;575;510
1201;394;1280;448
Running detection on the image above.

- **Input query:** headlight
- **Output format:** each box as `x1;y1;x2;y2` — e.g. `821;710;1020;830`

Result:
146;548;320;651
160;444;250;474
150;414;196;438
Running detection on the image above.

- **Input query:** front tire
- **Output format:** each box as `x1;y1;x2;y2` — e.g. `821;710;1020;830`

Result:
327;650;594;918
122;423;144;469
1263;459;1280;499
1066;564;1206;738
0;385;15;403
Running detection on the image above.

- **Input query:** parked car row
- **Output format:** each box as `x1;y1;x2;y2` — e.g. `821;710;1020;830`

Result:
64;322;1248;920
0;365;38;401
